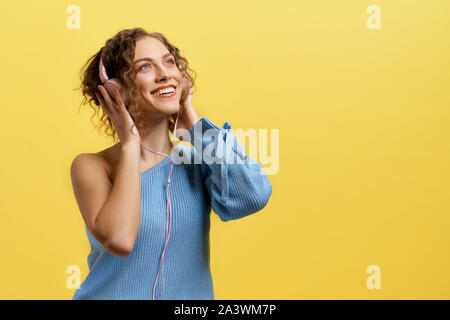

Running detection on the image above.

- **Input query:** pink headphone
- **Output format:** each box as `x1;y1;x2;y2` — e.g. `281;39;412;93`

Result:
99;54;181;300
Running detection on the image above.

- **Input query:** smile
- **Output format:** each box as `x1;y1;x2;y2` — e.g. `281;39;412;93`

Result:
151;87;177;98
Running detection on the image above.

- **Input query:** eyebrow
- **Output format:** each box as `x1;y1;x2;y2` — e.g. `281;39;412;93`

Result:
134;53;173;65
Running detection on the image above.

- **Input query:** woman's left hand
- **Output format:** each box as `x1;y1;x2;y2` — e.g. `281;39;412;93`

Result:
169;75;200;140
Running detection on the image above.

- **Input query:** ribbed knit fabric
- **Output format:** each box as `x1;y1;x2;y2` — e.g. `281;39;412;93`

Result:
72;116;272;300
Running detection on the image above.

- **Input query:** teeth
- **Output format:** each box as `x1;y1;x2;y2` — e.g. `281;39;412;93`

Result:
152;87;175;95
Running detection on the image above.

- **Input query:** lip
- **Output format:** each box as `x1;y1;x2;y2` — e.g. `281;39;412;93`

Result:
151;87;177;98
151;84;177;95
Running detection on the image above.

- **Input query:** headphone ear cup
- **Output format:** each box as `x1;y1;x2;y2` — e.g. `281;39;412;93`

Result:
103;79;127;106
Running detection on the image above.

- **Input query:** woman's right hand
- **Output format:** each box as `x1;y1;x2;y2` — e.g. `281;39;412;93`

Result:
95;84;141;147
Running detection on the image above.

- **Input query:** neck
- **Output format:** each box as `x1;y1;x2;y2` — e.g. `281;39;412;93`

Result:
137;115;174;164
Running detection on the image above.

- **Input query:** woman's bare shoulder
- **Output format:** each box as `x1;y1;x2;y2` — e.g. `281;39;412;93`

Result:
94;143;121;182
72;143;121;183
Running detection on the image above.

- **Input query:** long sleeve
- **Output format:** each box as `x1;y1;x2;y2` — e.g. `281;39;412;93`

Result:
187;116;272;222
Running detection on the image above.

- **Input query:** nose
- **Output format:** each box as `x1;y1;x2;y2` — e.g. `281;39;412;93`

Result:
157;72;171;81
156;65;171;82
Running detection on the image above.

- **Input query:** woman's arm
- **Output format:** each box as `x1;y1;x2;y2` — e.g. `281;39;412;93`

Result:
70;142;141;258
172;85;272;221
187;117;273;221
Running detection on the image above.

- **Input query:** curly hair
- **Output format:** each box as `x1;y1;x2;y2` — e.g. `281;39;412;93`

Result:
75;27;197;142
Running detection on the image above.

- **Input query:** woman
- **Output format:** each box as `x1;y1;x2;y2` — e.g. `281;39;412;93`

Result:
71;27;272;300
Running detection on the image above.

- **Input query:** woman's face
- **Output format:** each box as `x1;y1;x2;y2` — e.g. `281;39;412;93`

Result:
133;36;184;117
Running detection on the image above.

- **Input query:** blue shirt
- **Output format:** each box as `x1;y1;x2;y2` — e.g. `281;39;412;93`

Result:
72;116;272;300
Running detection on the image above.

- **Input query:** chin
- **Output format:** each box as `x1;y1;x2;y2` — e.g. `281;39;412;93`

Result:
168;104;182;116
146;101;180;115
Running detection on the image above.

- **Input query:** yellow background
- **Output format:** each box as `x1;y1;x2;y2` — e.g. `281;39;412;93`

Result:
1;0;449;299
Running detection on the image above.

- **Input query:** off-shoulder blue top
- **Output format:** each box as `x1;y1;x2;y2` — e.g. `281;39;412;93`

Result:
72;116;272;300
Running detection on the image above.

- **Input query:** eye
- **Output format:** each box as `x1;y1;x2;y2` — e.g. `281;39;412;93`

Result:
139;63;151;71
138;59;175;71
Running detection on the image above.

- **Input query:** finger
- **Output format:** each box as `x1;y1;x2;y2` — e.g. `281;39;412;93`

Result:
109;85;127;112
116;89;129;113
98;85;118;113
103;87;119;112
96;91;112;117
95;91;113;118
